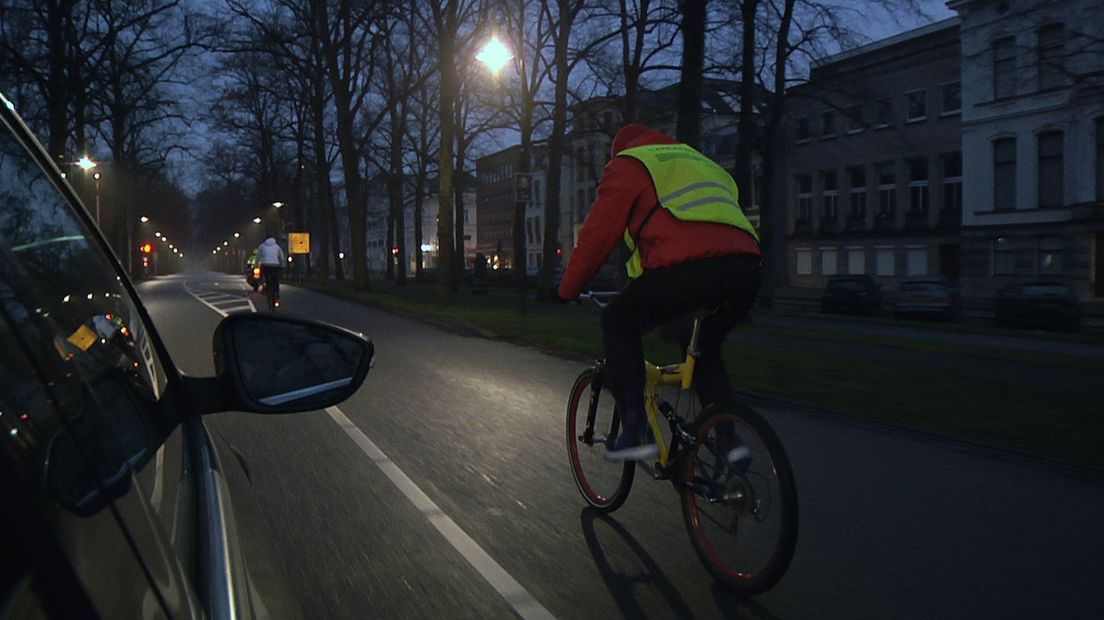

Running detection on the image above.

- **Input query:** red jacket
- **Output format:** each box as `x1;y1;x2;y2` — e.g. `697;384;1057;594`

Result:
558;124;760;299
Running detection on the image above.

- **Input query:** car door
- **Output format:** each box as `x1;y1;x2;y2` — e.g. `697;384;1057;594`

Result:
0;96;202;618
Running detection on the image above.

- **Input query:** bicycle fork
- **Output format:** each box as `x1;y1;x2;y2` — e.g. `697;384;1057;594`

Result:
581;360;618;448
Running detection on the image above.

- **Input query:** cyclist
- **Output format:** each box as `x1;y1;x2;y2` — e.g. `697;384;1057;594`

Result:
557;123;761;462
256;235;285;307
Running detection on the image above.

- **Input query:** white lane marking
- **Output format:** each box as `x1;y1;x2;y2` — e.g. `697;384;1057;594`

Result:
184;284;256;316
325;406;556;620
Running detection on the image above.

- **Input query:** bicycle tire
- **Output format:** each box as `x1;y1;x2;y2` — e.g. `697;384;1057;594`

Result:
678;402;798;594
566;368;634;512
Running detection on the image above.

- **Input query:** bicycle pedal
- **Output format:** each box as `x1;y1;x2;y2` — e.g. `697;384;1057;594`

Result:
637;461;670;480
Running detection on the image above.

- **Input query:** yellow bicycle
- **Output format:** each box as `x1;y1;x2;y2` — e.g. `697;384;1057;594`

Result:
566;291;798;594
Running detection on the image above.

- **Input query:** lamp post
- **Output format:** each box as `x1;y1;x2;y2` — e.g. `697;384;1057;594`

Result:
477;31;533;313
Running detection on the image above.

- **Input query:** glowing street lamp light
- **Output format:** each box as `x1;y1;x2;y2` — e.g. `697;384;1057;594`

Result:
476;35;512;76
272;201;284;209
77;156;96;171
155;231;162;238
233;232;240;239
139;215;149;223
253;217;262;224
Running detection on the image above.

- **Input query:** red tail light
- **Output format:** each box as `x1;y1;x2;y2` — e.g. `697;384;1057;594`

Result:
253;267;261;278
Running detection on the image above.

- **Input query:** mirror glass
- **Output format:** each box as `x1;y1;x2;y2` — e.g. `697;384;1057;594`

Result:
231;318;369;410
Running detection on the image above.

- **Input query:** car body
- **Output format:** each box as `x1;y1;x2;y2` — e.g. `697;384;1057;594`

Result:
820;275;882;315
994;280;1081;332
0;91;373;618
893;276;960;321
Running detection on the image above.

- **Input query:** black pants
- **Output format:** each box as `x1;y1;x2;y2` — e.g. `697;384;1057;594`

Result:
600;254;761;438
263;266;282;299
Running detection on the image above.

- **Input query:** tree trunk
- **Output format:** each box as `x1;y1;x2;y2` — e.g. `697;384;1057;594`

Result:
758;0;796;307
675;0;706;147
433;2;458;301
735;0;760;221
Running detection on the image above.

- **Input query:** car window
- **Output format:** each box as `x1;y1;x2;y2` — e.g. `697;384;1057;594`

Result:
0;113;169;507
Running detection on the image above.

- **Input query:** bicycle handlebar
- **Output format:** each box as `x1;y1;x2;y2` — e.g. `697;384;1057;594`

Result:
578;291;620;308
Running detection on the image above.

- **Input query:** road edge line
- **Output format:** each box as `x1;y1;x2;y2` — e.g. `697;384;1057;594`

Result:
325;405;556;620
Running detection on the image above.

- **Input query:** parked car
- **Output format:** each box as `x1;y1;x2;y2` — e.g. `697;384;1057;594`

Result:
893;276;960;321
0;91;374;618
994;280;1082;332
820;275;882;315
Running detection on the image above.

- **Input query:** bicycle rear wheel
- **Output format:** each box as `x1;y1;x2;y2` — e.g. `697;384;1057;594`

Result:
566;368;634;512
678;403;798;594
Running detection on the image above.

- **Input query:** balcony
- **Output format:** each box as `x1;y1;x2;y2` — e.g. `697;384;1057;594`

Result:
937;208;962;230
846;213;866;232
905;208;930;231
873;211;896;232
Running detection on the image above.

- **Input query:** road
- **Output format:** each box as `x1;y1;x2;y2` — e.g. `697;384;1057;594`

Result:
138;272;1104;619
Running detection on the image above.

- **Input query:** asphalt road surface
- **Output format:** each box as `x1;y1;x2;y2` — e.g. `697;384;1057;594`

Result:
138;272;1104;619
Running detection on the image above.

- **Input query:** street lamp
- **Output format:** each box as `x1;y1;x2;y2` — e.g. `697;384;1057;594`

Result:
77;156;96;171
253;217;262;224
139;215;149;223
476;35;513;76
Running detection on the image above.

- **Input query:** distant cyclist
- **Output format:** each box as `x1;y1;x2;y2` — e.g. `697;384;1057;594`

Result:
556;123;761;462
256;236;285;307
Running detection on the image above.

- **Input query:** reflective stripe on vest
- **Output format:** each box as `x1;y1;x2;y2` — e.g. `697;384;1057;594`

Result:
618;144;759;278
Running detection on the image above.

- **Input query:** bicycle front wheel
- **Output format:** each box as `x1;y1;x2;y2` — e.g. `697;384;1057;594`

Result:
566;368;634;512
678;403;798;594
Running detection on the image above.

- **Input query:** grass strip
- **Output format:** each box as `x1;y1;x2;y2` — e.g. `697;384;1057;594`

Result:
300;280;1102;472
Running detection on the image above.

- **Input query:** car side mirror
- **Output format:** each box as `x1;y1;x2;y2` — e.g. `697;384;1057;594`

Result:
186;313;373;415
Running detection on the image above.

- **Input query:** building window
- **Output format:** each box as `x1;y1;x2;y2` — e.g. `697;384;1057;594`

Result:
796;248;812;275
821;111;835;138
1097;118;1104;201
941;82;961;115
908;158;929;214
1037;24;1065;91
906;90;927;121
993;138;1017;211
993;36;1017;99
821;248;838;276
796;116;811;142
874;98;893;128
821;171;838;222
1037;236;1064;275
942;152;963;214
877;162;896;219
848;166;866;217
993;237;1015;275
796;175;812;222
847;247;865;275
1037;130;1064;208
846;105;863;134
906;247;928;276
876;247;895;276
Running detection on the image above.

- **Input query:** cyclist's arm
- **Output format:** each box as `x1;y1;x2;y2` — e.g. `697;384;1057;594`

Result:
558;158;644;300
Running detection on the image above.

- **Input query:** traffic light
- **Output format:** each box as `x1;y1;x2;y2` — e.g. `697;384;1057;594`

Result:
139;242;153;254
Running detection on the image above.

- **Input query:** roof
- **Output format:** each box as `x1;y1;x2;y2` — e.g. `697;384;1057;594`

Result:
813;17;959;70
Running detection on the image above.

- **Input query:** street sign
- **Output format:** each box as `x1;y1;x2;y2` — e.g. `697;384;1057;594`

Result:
289;232;310;254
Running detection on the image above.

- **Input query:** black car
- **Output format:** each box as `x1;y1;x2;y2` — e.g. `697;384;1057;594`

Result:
994;280;1081;332
820;275;883;315
0;92;373;618
893;276;960;321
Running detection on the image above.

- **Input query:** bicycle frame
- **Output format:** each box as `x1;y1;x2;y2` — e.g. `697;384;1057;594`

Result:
642;312;705;467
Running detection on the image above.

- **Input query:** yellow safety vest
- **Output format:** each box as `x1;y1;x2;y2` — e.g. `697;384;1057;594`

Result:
618;143;759;278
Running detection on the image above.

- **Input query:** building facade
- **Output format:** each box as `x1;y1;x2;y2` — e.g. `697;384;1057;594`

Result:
781;19;963;291
402;177;477;273
948;0;1104;301
475;143;547;274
